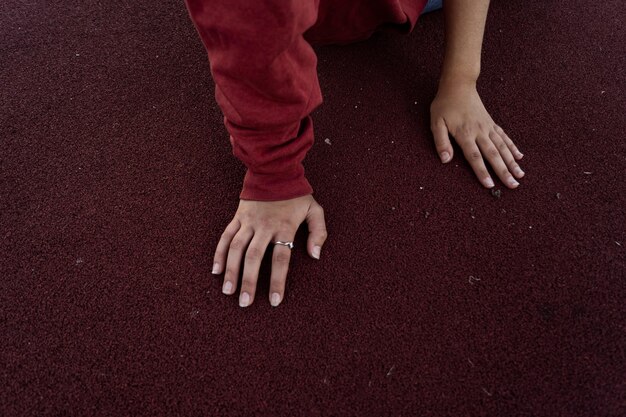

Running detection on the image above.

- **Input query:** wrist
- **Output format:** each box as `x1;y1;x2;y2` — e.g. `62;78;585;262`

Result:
239;166;313;201
438;71;479;92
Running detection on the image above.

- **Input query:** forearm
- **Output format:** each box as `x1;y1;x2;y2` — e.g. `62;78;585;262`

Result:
439;0;491;87
184;0;322;201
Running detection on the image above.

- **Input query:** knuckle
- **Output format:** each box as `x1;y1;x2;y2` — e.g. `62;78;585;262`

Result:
319;229;329;240
461;123;475;137
258;216;274;229
220;229;231;241
237;211;253;223
487;147;500;159
240;277;256;291
245;246;264;261
270;272;286;285
431;117;444;128
224;267;238;279
313;203;325;216
273;251;291;264
501;168;512;178
278;218;295;231
467;150;482;161
229;238;245;251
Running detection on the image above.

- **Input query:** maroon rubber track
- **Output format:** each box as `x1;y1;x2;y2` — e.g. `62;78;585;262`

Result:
1;1;624;415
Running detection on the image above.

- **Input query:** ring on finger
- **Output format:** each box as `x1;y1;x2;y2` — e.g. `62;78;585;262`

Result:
273;240;294;249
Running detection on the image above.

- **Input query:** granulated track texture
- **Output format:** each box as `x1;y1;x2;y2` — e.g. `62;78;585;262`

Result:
1;1;624;416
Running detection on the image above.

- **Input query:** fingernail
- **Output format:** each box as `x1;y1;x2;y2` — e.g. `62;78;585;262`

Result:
514;167;525;177
509;177;520;187
212;263;219;274
222;281;233;295
485;177;495;188
441;151;450;163
312;245;321;260
239;292;250;307
517;151;524;158
270;292;281;307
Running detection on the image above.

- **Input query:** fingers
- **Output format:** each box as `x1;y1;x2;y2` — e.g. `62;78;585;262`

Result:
268;232;296;307
431;118;453;163
212;218;241;275
306;202;328;260
221;226;254;296
456;122;526;189
489;130;525;179
461;138;495;188
238;232;273;307
495;125;523;160
213;195;326;308
476;136;519;189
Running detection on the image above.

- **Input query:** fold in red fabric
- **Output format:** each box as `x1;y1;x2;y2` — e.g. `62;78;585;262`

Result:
184;0;429;200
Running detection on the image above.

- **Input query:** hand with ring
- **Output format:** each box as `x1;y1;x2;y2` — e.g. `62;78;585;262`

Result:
211;194;328;307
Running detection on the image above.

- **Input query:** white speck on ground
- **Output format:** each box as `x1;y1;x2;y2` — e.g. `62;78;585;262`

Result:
387;365;395;377
616;241;622;246
324;138;331;145
468;358;475;367
469;276;481;284
482;387;493;396
583;171;593;174
75;257;84;265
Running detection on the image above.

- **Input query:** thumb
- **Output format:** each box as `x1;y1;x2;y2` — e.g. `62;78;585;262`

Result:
431;118;453;163
305;202;328;260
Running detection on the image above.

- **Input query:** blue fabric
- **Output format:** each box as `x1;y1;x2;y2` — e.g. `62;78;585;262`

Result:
421;0;443;14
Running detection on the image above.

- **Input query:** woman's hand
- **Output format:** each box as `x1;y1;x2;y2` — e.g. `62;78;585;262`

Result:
211;194;328;308
429;78;525;189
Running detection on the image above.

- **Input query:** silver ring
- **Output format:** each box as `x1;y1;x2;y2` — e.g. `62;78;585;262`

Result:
273;241;294;249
